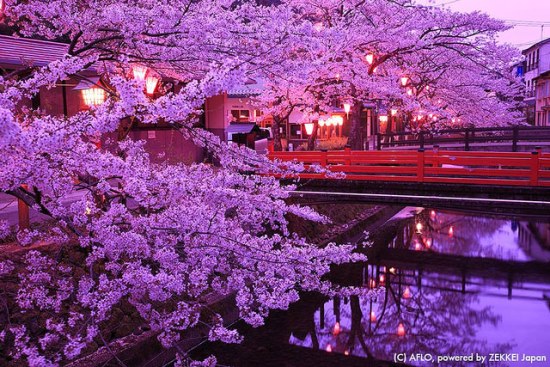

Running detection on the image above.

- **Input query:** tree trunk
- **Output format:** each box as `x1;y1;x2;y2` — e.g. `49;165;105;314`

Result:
348;100;364;150
272;116;283;151
306;121;318;151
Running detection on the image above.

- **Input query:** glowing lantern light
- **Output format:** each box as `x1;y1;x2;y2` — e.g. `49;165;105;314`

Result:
379;274;385;283
325;117;333;127
397;323;406;337
403;286;412;299
304;122;314;135
389;267;397;274
370;311;377;323
132;65;148;81
343;103;351;117
379;115;388;123
145;76;159;95
391;109;398;116
449;226;454;237
85;204;92;216
414;241;422;251
344;350;350;356
400;76;409;86
430;210;436;219
82;88;106;107
318;118;325;127
332;322;341;336
365;53;374;65
326;344;333;353
406;88;413;96
333;115;344;126
74;78;106;107
416;222;423;232
369;279;377;289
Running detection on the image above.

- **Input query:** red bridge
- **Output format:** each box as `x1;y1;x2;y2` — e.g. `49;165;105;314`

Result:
269;147;550;187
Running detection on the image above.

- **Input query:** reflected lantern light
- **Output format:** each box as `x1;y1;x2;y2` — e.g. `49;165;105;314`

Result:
397;323;406;337
332;322;341;336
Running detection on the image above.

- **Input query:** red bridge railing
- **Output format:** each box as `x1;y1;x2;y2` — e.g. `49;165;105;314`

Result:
268;147;550;187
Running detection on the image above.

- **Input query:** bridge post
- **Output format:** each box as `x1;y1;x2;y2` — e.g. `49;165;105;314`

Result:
417;148;425;182
530;150;540;186
464;129;470;151
320;149;328;167
433;145;440;169
376;133;382;151
512;126;519;152
344;145;352;166
419;131;425;149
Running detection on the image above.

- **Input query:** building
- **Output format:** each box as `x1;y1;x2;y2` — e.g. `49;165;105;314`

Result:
0;34;204;163
522;38;550;126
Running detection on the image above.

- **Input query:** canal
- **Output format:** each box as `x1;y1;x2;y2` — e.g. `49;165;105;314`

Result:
187;206;550;367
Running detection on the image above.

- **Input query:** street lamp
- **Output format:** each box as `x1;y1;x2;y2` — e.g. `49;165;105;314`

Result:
304;122;314;135
343;103;351;118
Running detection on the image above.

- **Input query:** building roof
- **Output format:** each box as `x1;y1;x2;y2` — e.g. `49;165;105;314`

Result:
0;35;68;67
227;78;266;97
522;37;550;54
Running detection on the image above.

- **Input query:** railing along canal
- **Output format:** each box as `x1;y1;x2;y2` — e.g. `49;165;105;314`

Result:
268;147;550;187
376;126;550;151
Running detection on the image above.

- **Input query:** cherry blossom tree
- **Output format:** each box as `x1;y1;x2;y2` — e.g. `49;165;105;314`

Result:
256;0;523;150
0;1;364;365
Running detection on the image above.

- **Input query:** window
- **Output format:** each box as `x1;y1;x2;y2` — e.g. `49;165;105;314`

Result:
230;109;250;123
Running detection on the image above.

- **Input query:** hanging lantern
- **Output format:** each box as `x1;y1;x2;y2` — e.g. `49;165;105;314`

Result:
449;226;454;237
304;122;314;135
406;88;414;96
379;115;388;123
365;53;374;65
326;344;333;353
400;76;409;86
145;76;159;95
318;118;326;127
74;78;106;107
132;65;148;81
425;238;432;248
391;109;398;116
325;117;333;126
416;222;423;232
332;115;344;126
403;286;412;299
343;103;351;116
379;274;385;283
397;323;406;337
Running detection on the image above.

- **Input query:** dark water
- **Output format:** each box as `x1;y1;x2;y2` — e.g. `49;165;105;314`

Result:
190;207;550;367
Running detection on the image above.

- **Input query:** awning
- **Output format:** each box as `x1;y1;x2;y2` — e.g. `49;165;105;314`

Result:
73;77;102;90
226;123;256;134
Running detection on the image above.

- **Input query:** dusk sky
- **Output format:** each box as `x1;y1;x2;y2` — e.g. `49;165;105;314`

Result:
421;0;550;49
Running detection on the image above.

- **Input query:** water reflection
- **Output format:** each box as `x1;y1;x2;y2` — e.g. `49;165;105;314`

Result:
387;207;550;262
190;207;550;367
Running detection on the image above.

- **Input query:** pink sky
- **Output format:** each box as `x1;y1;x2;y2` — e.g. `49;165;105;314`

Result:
420;0;550;49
